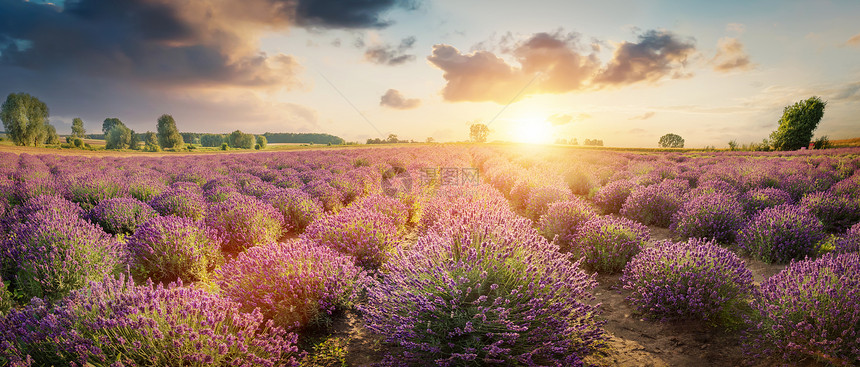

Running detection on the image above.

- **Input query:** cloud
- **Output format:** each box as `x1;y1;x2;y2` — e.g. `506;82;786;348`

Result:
365;36;416;65
379;89;421;109
427;31;600;103
833;82;860;101
846;33;860;47
629;112;656;120
547;113;590;125
710;37;753;72
725;23;746;34
0;0;417;88
593;30;696;86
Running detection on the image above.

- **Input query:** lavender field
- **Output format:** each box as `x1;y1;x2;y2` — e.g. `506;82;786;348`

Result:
0;145;858;366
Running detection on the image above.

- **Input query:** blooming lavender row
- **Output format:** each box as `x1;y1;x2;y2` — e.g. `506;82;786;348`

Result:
574;215;650;274
737;204;828;264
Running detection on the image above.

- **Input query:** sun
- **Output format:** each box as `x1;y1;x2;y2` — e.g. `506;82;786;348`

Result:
512;117;554;144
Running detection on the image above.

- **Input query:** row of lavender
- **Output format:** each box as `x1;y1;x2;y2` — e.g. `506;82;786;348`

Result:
475;147;859;365
0;145;858;365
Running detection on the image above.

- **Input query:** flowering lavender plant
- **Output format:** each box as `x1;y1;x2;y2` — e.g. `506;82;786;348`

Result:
361;230;605;365
347;194;410;230
3;209;122;302
261;188;324;234
537;198;597;253
834;222;860;253
741;187;793;214
126;216;222;283
216;240;365;330
574;216;650;274
592;180;638;214
800;191;860;233
0;275;300;366
620;179;689;227
63;172;128;210
301;207;399;269
525;184;572;221
88;197;158;235
621;239;754;326
670;192;746;244
743;253;859;365
148;186;208;221
205;194;285;252
737;204;828;264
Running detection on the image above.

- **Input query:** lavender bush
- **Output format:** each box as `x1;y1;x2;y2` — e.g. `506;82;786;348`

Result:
574;216;650;274
743;253;859;365
0;275;300;366
800;191;860;233
524;185;572;221
620;179;689;227
670;193;746;244
261;188;324;234
205;194;284;252
834;222;860;253
148;187;208;220
361;231;604;365
737;204;828;264
63;172;127;210
592;180;637;214
216;240;365;330
536;198;597;252
88;197;158;235
3;209;122;302
126;216;222;284
621;239;754;326
301;207;399;269
347;194;410;230
741;187;793;214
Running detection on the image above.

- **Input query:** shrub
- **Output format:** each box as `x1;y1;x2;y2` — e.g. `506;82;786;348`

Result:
261;188;324;233
524;185;571;221
126;216;222;284
670;193;746;244
88;197;158;235
3;209;122;302
737;204;827;264
742;187;793;213
0;275;300;366
620;179;689;227
361;229;604;365
127;178;167;203
205;195;285;252
743;253;859;365
574;216;650;274
216;240;365;330
621;239;754;326
63;173;127;210
800;191;860;233
347;194;409;230
835;223;860;253
537;198;598;252
302;180;345;212
301;207;399;269
592;180;637;214
563;167;593;195
148;186;208;220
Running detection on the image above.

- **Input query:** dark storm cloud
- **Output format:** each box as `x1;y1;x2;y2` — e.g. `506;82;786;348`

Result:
365;36;416;65
594;30;696;86
0;0;419;87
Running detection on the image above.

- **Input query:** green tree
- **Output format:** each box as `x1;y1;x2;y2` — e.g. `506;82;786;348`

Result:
129;130;141;150
156;114;184;149
658;133;685;148
256;135;267;149
227;130;255;149
200;134;224;147
71;118;86;138
1;93;50;146
728;140;738;151
44;123;59;144
470;123;489;143
143;131;160;152
770;96;827;151
105;124;132;149
102;118;124;136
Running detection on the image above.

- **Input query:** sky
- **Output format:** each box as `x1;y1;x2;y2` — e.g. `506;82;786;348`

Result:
1;0;859;147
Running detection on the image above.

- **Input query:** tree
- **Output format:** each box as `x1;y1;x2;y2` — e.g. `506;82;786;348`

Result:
256;135;267;149
728;140;738;151
129;130;141;150
227;130;255;149
1;93;50;146
102;118;124;136
386;134;399;143
156;114;184;149
470;123;489;143
143;131;160;152
426;137;435;143
44;123;59;144
105;124;132;149
71;118;86;138
658;133;685;148
200;134;224;147
770;96;827;151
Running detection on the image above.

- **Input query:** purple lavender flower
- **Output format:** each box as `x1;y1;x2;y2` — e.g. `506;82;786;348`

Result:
205;194;285;252
62;172;128;210
347;194;410;229
126;216;222;283
743;253;859;365
301;207;399;269
148;187;208;220
800;191;860;233
621;239;754;326
88;197;158;235
741;187;793;214
216;240;366;330
620;178;689;227
261;188;324;234
835;222;860;253
737;204;828;264
537;198;598;252
670;192;746;244
525;184;572;221
592;180;638;214
574;216;650;274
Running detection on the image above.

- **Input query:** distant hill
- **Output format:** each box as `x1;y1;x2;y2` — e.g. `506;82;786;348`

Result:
262;132;344;145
